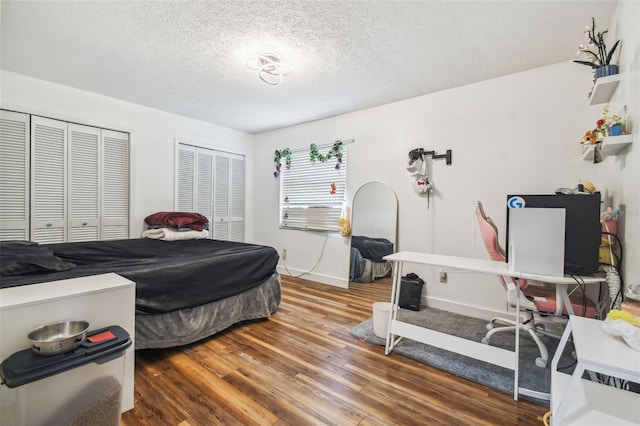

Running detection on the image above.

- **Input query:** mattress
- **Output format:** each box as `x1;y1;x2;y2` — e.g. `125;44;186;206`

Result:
0;239;279;314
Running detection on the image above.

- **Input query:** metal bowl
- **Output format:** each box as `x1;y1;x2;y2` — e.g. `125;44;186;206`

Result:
28;320;90;356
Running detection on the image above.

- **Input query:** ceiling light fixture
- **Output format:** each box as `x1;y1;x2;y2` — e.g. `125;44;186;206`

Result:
246;51;293;86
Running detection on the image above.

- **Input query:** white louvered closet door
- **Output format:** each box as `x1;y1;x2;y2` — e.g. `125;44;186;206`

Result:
175;142;245;241
68;124;100;242
195;149;214;224
31;116;67;244
213;152;230;240
101;130;129;240
0;111;30;241
176;144;196;211
229;154;245;242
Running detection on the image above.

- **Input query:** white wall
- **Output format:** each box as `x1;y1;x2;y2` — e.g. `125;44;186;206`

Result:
254;24;638;318
0;71;256;240
594;0;640;289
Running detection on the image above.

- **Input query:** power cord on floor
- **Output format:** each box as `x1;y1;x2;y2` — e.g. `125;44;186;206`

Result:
282;233;329;278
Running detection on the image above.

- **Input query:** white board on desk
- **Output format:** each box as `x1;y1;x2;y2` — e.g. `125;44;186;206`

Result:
508;207;565;277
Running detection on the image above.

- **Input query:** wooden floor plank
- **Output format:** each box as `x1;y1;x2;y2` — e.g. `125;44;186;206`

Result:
121;276;548;425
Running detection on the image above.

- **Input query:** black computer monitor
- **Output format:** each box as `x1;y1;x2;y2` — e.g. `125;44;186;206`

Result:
506;193;601;275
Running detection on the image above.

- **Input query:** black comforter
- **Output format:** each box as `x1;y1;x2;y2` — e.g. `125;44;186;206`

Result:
350;235;394;261
0;239;279;315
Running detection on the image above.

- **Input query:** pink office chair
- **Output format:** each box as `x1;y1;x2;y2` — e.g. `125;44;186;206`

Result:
474;201;597;368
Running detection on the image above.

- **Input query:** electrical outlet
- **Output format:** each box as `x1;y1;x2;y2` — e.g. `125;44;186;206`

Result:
439;271;447;284
283;249;287;260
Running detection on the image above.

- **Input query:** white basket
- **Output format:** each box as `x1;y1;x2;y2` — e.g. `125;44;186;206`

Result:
372;302;392;338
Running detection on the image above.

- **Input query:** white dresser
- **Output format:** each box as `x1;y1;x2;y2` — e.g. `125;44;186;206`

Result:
0;273;135;420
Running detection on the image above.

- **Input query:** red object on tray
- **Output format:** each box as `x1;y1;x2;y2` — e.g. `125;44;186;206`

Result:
87;329;116;343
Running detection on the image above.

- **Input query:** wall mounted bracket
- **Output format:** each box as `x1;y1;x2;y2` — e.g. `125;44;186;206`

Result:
409;148;452;165
424;149;452;165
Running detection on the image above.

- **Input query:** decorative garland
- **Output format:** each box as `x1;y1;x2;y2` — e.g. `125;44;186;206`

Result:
274;141;343;178
310;140;343;170
273;148;291;178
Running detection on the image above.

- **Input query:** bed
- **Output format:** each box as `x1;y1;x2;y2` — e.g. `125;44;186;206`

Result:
349;235;393;282
0;238;281;349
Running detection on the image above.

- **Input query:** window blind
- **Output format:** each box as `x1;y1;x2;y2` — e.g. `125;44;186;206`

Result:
279;144;347;232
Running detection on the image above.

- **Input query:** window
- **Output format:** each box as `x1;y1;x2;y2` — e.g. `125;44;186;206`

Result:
279;144;347;232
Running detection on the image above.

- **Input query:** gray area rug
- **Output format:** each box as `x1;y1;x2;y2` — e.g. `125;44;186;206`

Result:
350;307;576;407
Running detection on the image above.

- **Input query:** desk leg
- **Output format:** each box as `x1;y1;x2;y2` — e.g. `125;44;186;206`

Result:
385;260;402;355
553;362;586;425
514;280;520;401
556;284;574;316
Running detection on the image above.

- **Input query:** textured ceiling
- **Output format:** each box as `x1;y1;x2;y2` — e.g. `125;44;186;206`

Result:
1;1;618;134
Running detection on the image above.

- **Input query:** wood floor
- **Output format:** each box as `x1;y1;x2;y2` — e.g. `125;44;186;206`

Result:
121;275;548;425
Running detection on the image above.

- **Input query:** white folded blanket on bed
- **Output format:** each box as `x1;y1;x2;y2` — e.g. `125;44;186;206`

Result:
142;227;210;241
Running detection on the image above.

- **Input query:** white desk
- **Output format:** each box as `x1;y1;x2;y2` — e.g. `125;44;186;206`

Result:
551;315;640;425
383;251;605;401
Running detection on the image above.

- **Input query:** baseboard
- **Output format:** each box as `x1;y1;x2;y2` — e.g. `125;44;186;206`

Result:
275;270;548;321
276;265;349;289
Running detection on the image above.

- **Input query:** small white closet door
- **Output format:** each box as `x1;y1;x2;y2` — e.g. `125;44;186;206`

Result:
195;149;214;224
31;116;67;244
68;123;100;242
101;130;129;240
0;111;30;241
212;152;230;240
175;144;214;229
176;145;196;212
229;154;245;242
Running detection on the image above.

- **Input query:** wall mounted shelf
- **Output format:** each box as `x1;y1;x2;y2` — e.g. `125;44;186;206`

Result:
582;134;633;161
589;74;621;105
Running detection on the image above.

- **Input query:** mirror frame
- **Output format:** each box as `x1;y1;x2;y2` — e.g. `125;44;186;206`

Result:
348;181;399;284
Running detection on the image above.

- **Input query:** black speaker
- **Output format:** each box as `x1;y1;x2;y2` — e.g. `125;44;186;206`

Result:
399;273;424;311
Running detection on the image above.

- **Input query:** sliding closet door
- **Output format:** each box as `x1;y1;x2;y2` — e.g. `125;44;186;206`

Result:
68;123;100;242
195;149;214;223
212;152;230;240
0;111;30;241
176;144;215;223
101;130;129;240
229;153;245;242
175;142;245;241
0;111;129;243
31;116;67;244
176;144;195;211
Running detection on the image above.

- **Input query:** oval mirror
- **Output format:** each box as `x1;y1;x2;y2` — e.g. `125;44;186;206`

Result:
349;182;398;284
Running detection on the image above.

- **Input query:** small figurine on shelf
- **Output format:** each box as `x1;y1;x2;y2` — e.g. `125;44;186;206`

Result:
580;130;597;145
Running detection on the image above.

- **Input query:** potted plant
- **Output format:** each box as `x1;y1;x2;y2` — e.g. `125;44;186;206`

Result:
601;104;625;136
574;17;620;79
